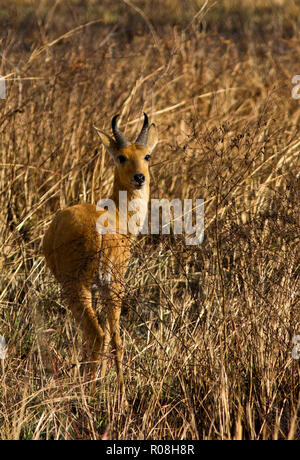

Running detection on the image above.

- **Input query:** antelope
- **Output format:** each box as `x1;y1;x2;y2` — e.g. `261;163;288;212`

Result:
43;113;158;394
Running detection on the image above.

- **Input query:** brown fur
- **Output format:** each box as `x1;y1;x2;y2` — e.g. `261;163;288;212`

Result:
43;119;158;393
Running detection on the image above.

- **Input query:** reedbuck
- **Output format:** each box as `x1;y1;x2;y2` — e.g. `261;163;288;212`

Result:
43;113;158;393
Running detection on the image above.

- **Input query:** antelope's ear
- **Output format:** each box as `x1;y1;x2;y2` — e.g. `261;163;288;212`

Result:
147;123;158;153
94;127;118;158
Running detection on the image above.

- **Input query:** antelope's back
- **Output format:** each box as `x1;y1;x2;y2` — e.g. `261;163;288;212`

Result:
43;203;102;286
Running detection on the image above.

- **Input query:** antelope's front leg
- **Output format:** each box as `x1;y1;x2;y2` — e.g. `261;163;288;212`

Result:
106;287;124;394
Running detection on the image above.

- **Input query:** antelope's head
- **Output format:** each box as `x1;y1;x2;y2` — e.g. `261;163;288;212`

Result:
95;113;158;192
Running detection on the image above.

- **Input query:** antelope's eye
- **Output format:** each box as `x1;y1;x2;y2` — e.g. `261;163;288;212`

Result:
118;155;127;164
144;154;151;162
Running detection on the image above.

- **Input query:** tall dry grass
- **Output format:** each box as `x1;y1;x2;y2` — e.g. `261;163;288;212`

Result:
0;0;299;439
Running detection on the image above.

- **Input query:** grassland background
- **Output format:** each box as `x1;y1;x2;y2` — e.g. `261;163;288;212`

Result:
0;0;299;440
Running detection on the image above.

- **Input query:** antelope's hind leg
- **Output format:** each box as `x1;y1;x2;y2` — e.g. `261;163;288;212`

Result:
92;283;111;381
95;282;125;394
63;283;104;381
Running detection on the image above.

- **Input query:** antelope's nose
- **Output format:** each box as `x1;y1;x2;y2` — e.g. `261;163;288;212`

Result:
134;173;145;185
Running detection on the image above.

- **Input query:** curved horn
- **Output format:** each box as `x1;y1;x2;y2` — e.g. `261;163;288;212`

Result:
135;113;149;146
112;114;131;148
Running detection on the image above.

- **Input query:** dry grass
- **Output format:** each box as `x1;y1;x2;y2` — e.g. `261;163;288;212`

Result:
0;0;299;440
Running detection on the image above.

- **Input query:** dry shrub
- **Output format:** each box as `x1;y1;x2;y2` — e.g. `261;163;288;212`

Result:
0;0;299;440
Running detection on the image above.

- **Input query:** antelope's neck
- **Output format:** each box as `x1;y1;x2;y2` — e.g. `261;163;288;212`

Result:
111;178;150;232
